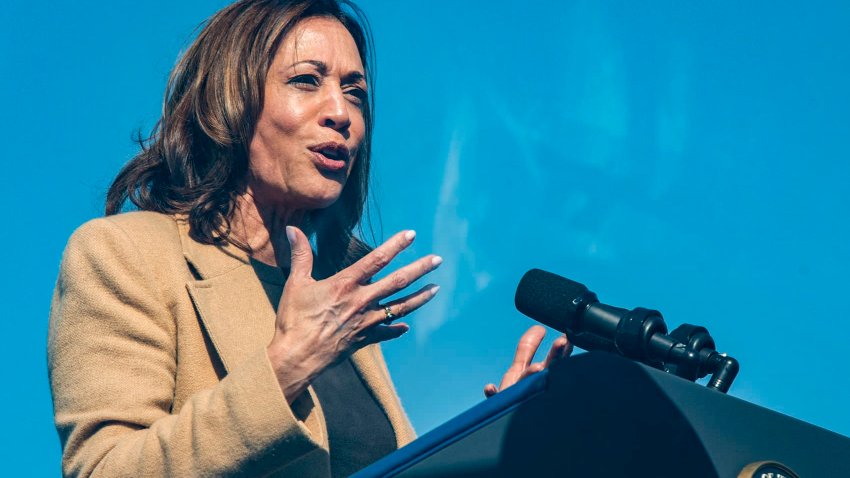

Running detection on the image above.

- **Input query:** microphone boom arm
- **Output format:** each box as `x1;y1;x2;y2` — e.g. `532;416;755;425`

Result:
572;298;740;393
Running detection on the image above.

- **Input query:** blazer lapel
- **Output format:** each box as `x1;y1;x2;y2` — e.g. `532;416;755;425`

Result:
177;220;275;373
350;345;417;446
186;269;277;373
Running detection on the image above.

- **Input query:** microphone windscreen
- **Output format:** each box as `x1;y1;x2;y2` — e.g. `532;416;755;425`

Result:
514;269;590;332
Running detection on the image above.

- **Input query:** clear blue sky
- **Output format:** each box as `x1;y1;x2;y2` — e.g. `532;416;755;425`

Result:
3;0;849;474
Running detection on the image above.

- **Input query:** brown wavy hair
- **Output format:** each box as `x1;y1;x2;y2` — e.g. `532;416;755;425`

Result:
105;0;375;278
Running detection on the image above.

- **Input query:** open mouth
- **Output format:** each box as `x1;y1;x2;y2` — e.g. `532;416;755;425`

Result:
309;142;350;172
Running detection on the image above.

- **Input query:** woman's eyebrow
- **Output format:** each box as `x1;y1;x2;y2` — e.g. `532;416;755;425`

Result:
289;60;365;85
290;59;329;75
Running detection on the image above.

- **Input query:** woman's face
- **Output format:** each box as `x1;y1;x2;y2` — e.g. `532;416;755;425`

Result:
248;16;367;211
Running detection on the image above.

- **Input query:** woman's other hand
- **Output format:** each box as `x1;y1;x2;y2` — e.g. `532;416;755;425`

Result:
267;226;440;403
483;326;573;398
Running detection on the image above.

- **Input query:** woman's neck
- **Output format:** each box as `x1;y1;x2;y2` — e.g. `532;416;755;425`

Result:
232;191;306;269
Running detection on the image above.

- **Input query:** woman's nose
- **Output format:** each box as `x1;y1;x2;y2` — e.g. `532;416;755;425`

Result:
319;87;351;132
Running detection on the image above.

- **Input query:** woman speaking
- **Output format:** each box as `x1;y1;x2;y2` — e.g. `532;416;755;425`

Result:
48;1;569;476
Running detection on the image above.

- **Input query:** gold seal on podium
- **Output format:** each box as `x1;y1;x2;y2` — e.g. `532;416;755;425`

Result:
738;461;799;478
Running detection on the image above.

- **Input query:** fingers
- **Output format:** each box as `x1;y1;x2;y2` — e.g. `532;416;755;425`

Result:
487;362;544;398
286;226;314;279
348;230;417;283
358;323;410;347
499;326;546;390
355;283;441;349
489;328;575;398
365;254;443;302
526;362;545;375
366;284;441;327
511;326;546;369
542;334;571;369
564;335;574;358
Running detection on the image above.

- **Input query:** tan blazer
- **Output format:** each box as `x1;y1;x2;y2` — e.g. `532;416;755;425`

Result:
48;211;415;477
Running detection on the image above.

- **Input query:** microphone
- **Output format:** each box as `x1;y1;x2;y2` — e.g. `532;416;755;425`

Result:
514;268;662;357
514;268;740;392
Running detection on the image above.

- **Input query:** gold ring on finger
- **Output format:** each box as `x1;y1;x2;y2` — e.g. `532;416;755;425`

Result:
382;305;398;325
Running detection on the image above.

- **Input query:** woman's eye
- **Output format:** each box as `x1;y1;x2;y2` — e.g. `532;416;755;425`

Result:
345;88;368;105
289;74;320;87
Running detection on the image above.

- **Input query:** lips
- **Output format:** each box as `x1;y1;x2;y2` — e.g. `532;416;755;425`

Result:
308;142;350;172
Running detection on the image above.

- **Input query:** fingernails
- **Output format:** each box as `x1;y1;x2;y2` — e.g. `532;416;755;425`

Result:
431;256;443;268
429;285;441;297
286;226;297;246
404;230;416;242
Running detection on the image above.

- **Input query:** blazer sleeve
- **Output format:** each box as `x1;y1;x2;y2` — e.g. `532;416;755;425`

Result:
48;218;322;478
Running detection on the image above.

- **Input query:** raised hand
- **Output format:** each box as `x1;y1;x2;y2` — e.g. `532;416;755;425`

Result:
267;226;441;403
483;325;572;398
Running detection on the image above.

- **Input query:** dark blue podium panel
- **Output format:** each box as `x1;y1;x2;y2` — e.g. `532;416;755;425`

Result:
354;352;850;477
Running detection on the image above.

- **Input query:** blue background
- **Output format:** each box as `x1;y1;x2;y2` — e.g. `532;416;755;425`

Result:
3;0;849;474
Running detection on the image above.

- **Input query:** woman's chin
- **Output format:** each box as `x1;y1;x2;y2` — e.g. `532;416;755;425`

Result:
292;189;344;210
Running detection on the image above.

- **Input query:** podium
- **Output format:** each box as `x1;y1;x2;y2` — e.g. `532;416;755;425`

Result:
353;352;850;477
